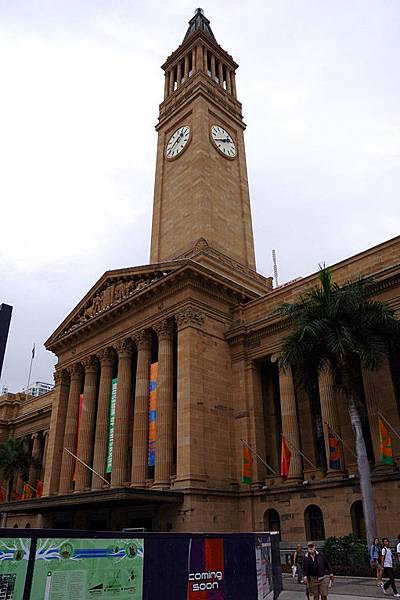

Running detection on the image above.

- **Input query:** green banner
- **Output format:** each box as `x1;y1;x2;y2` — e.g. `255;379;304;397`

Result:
0;537;31;600
106;378;118;474
31;537;144;600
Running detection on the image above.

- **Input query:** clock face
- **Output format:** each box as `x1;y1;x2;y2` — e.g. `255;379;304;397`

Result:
166;125;190;159
211;125;236;158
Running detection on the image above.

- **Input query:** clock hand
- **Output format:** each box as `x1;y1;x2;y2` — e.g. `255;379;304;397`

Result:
214;137;231;143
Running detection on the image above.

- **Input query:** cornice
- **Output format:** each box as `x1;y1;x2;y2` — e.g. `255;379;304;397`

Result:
158;73;244;130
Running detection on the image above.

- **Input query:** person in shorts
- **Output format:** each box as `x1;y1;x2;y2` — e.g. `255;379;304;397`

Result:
370;537;383;585
302;542;334;600
380;537;400;596
293;544;304;583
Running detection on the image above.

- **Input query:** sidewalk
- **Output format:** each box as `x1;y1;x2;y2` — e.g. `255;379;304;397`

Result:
282;573;391;598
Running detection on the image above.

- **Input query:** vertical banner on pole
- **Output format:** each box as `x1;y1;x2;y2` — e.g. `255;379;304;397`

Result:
106;378;118;474
73;393;84;481
148;362;158;467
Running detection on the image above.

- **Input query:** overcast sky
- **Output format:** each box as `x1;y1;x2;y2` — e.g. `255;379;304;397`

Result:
1;0;399;392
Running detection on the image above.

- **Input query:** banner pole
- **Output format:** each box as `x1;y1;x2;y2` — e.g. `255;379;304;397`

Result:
240;438;277;475
378;411;400;443
64;448;110;485
284;436;316;469
323;421;357;459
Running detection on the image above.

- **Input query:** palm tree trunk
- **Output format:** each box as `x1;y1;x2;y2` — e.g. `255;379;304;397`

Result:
346;391;377;544
1;478;13;528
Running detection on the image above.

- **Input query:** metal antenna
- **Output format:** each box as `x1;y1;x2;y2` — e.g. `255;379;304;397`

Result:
272;249;279;287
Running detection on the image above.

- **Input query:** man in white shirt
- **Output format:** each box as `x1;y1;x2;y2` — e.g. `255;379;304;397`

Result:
381;537;400;596
397;534;400;563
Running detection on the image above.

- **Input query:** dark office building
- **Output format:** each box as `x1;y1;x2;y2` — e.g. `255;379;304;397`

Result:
0;303;13;380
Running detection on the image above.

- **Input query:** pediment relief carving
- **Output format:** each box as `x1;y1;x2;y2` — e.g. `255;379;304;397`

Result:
61;272;164;338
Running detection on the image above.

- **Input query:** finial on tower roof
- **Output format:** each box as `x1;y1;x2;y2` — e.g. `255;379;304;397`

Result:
183;8;217;43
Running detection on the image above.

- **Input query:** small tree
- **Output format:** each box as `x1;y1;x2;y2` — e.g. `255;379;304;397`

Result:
0;437;39;528
278;266;400;546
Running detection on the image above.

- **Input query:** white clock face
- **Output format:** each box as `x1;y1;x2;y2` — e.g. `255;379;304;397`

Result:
166;125;190;159
211;125;236;158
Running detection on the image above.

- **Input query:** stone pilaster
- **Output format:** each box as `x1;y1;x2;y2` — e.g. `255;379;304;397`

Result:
58;364;83;494
362;360;400;465
319;366;344;472
111;339;134;487
153;319;174;489
28;433;41;488
175;307;206;487
131;330;152;487
43;369;70;496
278;367;302;480
75;356;98;491
245;360;266;485
92;348;114;489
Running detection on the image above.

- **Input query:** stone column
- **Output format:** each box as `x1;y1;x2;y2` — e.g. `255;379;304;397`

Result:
169;69;174;95
203;47;208;73
196;44;203;73
211;55;216;81
41;430;49;481
177;61;182;86
131;330;152;487
75;356;98;491
43;369;70;496
184;54;189;80
153;319;174;489
92;348;114;489
246;360;266;484
164;71;169;98
58;364;83;494
218;62;224;86
231;70;237;97
226;69;232;94
278;367;302;480
28;433;41;488
319;366;344;472
192;47;196;73
111;339;134;487
361;361;400;465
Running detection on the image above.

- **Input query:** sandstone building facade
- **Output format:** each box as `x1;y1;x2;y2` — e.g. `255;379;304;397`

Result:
1;9;400;542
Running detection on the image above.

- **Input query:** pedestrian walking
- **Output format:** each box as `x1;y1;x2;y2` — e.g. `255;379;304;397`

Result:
396;534;400;564
302;542;334;600
370;537;383;586
380;537;400;596
293;544;304;583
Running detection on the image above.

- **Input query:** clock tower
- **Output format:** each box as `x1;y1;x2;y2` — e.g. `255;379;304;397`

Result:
150;8;257;271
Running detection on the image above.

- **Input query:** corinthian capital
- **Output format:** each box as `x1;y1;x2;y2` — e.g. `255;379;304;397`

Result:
114;338;134;357
133;329;152;350
175;307;205;330
68;363;84;380
153;318;174;341
97;347;115;366
81;355;99;372
53;368;69;387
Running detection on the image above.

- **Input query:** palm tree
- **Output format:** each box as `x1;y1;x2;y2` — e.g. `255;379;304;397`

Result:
0;436;39;528
278;266;400;545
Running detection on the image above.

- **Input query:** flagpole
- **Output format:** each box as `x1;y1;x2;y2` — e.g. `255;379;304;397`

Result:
64;448;110;485
284;436;316;470
240;438;277;475
25;344;35;396
377;411;400;443
324;421;357;459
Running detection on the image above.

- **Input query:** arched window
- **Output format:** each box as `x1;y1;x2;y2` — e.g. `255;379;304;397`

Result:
264;508;281;540
25;522;31;529
304;505;325;541
13;523;18;528
351;501;365;540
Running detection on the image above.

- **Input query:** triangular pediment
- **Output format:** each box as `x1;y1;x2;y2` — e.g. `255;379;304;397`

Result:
46;261;185;349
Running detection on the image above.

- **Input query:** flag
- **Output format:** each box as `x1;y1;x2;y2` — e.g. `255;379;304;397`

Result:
328;426;341;470
36;480;43;498
31;344;35;359
241;445;253;484
21;484;34;500
280;434;291;477
379;417;394;465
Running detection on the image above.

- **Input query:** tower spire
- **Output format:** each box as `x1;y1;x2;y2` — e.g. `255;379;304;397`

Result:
183;8;217;43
